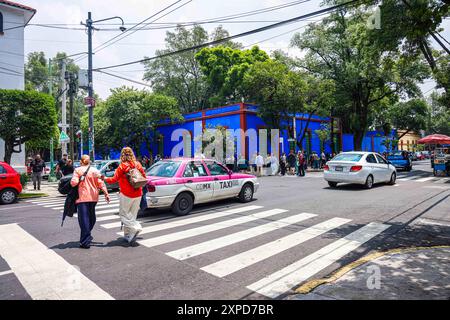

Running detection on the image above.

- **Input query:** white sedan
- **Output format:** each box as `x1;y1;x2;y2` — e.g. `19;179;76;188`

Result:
323;152;397;189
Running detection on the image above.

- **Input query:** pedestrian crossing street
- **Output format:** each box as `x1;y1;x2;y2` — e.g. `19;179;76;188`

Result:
25;195;390;298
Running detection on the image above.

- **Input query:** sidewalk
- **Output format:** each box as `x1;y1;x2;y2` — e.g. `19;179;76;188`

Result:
287;246;450;300
22;180;60;197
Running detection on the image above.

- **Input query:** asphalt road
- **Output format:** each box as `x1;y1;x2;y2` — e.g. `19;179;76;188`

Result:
1;160;449;300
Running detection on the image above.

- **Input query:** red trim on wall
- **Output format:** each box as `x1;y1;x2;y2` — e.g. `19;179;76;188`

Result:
201;110;206;130
240;103;247;158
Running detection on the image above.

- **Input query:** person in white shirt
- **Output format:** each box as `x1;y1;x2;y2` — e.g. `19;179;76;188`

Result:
255;152;264;177
270;153;279;175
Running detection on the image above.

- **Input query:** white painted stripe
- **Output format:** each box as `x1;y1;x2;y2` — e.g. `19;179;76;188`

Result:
45;200;119;209
247;222;389;298
201;217;351;277
94;208;120;215
415;177;435;182
415;218;450;227
167;212;317;260
49;201;120;211
29;199;66;205
0;270;13;277
434;178;450;183
139;208;287;248
0;224;113;300
103;205;263;230
96;215;121;222
423;186;450;190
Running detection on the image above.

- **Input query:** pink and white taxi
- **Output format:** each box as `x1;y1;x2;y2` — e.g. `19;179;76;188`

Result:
145;158;259;215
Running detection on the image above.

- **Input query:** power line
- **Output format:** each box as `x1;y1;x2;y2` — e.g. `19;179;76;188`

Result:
92;0;188;56
95;70;152;88
94;0;360;71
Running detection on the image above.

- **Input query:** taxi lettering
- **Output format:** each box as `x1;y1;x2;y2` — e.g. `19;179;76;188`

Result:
195;183;212;191
219;180;239;189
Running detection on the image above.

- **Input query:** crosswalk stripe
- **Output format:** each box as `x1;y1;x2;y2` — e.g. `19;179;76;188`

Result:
103;204;263;230
415;177;435;182
247;222;389;298
167;212;317;260
29;199;66;205
138;208;288;248
0;223;114;300
96;215;120;222
94;208;120;215
201;217;351;277
48;201;120;210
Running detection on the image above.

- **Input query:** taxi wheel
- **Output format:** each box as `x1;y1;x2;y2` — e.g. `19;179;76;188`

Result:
364;175;374;189
239;183;254;203
172;192;194;216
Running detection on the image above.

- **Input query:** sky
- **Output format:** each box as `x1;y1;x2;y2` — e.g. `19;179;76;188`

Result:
12;0;450;99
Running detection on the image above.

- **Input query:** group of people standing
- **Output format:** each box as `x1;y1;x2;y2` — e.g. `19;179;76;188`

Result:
68;147;146;249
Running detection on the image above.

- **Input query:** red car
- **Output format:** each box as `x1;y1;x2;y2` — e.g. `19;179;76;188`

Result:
0;161;22;204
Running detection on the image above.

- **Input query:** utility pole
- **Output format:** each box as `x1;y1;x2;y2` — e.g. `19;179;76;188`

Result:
86;12;95;160
60;59;68;156
66;71;78;161
82;13;125;161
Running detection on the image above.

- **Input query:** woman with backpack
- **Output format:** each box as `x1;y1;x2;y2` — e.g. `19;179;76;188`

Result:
70;155;110;249
102;147;147;244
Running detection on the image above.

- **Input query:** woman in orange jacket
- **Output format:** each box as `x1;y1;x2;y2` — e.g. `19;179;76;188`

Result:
103;147;146;243
71;155;110;248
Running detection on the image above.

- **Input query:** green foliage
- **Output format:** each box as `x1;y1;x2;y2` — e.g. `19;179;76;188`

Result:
315;124;331;152
81;87;182;157
195;45;269;105
19;173;29;189
291;4;429;150
389;99;429;139
0;89;57;163
143;25;240;113
427;92;450;135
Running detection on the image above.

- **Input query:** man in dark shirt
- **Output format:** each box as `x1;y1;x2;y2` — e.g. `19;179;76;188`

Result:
30;154;46;190
56;154;68;179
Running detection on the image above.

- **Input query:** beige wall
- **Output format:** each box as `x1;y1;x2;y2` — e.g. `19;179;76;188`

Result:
398;131;421;151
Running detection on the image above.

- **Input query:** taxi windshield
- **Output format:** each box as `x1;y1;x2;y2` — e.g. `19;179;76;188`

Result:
146;161;181;177
332;153;363;162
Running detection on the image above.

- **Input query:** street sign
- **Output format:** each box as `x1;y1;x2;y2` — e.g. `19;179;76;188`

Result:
84;96;95;107
59;131;70;143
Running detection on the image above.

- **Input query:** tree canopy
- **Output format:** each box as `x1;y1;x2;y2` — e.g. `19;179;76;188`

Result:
0;89;57;163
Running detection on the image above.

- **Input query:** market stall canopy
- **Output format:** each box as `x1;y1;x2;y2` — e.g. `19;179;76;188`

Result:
417;134;450;145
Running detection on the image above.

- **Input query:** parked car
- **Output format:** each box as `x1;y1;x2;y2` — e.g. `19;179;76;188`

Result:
323;152;397;189
386;151;412;171
145;158;259;215
410;152;418;161
415;152;426;161
0;161;22;204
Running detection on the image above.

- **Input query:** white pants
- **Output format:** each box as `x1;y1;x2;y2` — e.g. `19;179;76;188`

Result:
119;194;142;237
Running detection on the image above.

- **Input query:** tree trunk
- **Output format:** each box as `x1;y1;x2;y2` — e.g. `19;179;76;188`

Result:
3;141;13;164
353;131;365;151
296;111;316;150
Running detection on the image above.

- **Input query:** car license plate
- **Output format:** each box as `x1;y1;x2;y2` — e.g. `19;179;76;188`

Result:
335;166;343;172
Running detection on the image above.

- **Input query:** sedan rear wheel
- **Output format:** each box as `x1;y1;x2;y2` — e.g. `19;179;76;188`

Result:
364;175;374;189
388;172;396;185
0;189;18;204
172;192;194;216
328;181;338;188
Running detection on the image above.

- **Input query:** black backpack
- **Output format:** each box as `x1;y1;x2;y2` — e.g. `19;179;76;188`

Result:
58;166;91;195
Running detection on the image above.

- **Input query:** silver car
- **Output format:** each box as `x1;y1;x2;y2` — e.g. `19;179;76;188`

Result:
323;152;397;189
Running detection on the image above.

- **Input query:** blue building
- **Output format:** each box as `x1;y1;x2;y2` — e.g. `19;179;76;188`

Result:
148;103;338;160
107;103;395;161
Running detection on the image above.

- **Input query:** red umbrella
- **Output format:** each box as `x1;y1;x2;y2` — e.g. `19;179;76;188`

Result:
417;134;450;145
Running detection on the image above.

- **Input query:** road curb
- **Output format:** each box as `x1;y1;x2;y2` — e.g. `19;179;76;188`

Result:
294;245;450;295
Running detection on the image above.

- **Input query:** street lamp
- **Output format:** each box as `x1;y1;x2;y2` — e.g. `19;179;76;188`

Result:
80;13;126;160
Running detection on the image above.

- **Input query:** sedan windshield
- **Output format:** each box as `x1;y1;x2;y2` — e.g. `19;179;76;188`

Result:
332;153;363;162
146;161;181;177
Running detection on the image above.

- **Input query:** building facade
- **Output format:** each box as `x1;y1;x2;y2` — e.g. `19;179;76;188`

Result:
108;103;394;162
397;130;422;152
0;0;36;172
